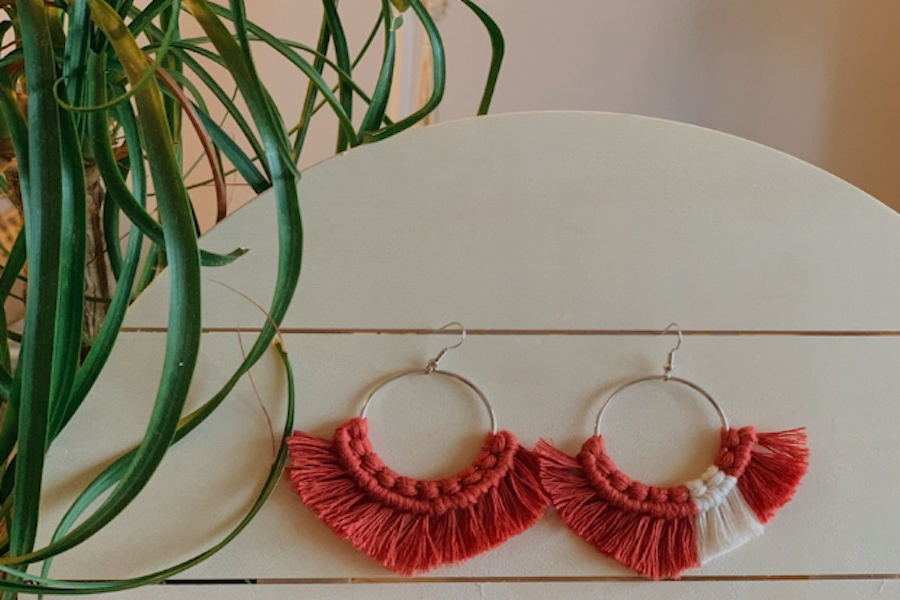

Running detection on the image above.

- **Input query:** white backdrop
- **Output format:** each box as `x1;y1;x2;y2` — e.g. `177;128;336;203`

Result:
42;112;900;598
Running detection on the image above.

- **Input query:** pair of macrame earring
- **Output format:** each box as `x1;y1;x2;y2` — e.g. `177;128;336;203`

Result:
287;323;808;579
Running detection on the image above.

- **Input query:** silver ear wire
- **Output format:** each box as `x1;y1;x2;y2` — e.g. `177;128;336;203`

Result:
660;323;683;379
426;321;466;373
594;323;728;436
360;322;497;434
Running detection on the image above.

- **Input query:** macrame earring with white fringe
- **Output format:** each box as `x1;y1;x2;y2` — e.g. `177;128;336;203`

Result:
287;323;548;576
536;324;808;580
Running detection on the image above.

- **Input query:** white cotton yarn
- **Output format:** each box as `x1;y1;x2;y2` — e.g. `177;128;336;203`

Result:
687;465;765;564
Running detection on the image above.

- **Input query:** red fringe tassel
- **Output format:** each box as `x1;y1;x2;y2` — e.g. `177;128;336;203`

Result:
736;428;809;524
287;422;547;576
536;439;699;580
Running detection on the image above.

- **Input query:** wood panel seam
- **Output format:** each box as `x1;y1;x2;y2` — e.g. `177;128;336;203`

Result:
154;574;900;585
119;327;900;336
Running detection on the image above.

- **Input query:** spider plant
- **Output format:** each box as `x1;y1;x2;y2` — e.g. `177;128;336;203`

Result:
0;0;503;595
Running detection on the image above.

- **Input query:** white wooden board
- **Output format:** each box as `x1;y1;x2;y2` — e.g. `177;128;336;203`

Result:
36;112;900;598
39;333;900;581
123;112;900;331
20;580;899;600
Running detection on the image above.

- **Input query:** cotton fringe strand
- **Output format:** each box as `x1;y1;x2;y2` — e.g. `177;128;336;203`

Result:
288;418;548;576
536;426;808;579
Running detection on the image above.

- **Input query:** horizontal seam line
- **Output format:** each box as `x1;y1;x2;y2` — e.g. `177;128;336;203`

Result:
153;574;900;585
118;327;900;336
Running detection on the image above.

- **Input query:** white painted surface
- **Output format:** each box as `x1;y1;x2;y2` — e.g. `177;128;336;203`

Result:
39;113;900;597
126;112;900;331
39;333;900;580
22;580;900;600
183;2;900;221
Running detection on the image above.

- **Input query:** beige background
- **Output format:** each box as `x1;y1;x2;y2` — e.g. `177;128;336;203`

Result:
181;1;900;221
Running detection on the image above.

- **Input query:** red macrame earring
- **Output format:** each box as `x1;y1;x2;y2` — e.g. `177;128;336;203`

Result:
287;323;548;576
536;324;808;580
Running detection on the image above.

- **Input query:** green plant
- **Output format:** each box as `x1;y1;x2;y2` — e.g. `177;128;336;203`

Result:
0;0;502;595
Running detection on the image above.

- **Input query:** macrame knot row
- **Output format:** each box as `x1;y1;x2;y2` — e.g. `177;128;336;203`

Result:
686;464;736;512
578;436;696;519
333;418;519;515
714;426;756;477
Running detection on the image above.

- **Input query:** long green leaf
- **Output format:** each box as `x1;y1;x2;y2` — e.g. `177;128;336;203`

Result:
0;405;18;478
4;0;202;565
202;2;357;151
165;47;271;178
62;0;93;125
0;232;25;305
133;241;159;297
0;82;27;470
56;0;181;114
48;55;147;441
322;0;352;152
193;105;268;193
131;11;273;179
0;319;10;390
8;344;294;596
0;0;501;590
364;0;445;142
48;84;88;440
359;0;396;136
102;181;123;279
126;0;174;36
150;29;382;166
185;0;303;340
166;33;381;111
460;0;504;115
10;0;64;568
88;66;245;268
159;0;302;452
159;4;183;150
292;13;329;158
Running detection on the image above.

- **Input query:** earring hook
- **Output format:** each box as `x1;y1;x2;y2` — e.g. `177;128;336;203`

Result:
660;322;683;379
426;321;466;373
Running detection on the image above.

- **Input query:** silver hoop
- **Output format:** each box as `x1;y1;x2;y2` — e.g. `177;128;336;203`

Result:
593;323;729;436
357;322;498;434
594;375;728;436
360;368;498;435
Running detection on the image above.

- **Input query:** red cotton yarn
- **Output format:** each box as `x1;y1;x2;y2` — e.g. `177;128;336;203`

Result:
716;427;810;524
536;426;808;580
287;418;548;576
536;436;700;580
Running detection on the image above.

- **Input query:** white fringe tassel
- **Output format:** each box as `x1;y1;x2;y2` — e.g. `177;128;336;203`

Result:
687;465;765;564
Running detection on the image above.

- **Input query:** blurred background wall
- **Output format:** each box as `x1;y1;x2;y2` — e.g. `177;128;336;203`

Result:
182;1;900;221
7;2;893;330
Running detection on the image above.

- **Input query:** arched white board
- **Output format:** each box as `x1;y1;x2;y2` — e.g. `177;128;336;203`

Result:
39;113;900;598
